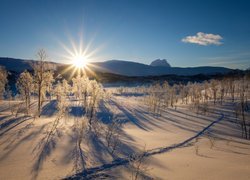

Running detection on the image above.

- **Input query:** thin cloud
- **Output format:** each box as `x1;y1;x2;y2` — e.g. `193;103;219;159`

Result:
182;32;223;46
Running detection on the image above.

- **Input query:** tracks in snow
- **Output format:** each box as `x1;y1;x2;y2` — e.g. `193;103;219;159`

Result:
65;113;224;179
72;100;86;174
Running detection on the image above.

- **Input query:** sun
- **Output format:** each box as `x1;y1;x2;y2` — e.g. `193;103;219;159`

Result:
58;30;104;78
72;54;88;68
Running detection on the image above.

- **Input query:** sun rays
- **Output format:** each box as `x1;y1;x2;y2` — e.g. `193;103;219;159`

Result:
57;31;104;79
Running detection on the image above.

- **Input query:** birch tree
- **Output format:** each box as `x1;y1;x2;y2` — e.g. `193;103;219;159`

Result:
16;70;34;114
33;49;54;117
87;80;104;125
210;80;218;104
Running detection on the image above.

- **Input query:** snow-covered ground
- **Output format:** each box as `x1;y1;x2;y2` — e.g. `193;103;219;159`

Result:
0;91;249;179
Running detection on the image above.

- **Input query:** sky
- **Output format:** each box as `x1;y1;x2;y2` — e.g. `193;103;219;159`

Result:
0;0;249;69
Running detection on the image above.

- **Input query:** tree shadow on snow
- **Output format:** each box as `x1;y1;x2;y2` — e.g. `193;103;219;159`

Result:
0;123;47;162
68;106;85;117
40;100;58;117
96;100;113;124
31;122;64;179
113;92;145;97
109;99;166;131
0;115;33;137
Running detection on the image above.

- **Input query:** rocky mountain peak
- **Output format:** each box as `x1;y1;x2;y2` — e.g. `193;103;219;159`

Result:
150;59;171;67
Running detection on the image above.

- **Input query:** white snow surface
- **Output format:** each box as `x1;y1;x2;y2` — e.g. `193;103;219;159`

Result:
0;92;249;179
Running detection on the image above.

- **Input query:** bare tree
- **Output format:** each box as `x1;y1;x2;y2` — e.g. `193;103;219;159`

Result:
33;49;54;117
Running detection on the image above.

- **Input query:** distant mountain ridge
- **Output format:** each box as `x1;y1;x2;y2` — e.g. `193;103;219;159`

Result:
92;60;233;76
0;57;59;72
0;57;33;72
0;57;233;76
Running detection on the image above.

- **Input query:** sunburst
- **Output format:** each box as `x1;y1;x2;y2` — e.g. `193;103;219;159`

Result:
57;32;104;79
72;54;88;69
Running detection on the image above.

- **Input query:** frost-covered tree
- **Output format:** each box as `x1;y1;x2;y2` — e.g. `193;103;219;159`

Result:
145;83;163;115
210;79;218;104
193;83;203;113
162;81;171;106
180;84;189;104
228;77;235;102
87;80;104;125
238;78;249;139
72;74;104;126
219;79;226;104
62;79;70;97
0;66;8;99
16;70;34;114
203;81;210;103
72;74;89;105
33;49;54;117
53;81;68;113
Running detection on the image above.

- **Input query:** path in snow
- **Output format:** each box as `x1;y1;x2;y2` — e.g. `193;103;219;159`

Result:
66;113;224;179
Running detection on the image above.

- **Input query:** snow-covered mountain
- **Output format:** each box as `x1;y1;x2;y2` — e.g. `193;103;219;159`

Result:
0;57;233;76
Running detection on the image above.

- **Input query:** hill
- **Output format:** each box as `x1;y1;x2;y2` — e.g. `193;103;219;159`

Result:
91;60;232;76
0;57;59;73
0;57;233;77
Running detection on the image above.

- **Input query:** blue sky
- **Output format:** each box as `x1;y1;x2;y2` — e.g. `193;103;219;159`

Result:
0;0;249;69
